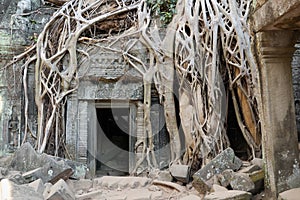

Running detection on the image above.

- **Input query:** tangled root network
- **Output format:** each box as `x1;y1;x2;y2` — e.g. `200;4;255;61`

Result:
7;0;261;173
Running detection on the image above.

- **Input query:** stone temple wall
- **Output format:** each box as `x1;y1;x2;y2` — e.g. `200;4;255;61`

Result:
292;42;300;140
0;0;54;154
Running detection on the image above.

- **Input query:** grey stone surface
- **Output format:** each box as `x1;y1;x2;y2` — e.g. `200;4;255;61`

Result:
93;176;151;189
157;170;173;182
204;190;252;200
278;188;300;200
193;148;242;182
0;178;44;200
76;190;103;200
45;179;75;200
28;178;45;193
7;170;27;184
255;31;300;198
149;169;173;182
210;184;228;192
180;194;202;200
250;158;264;169
238;165;261;174
22;167;43;182
286;159;300;188
229;173;255;192
126;188;152;200
217;169;234;187
9;143;87;182
0;0;54;156
170;164;190;183
78;80;143;100
192;148;242;194
43;182;53;198
67;178;93;193
292;41;300;140
11;145;71;183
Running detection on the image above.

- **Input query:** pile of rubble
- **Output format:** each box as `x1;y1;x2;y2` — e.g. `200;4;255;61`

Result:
0;143;297;199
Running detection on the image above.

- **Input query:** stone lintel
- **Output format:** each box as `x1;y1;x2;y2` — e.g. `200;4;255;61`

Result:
252;0;300;32
255;31;300;198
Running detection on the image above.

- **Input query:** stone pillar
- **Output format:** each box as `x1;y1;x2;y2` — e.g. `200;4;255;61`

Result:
256;30;300;198
65;93;79;160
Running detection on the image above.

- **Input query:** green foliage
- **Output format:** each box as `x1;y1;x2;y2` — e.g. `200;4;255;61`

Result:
146;0;177;25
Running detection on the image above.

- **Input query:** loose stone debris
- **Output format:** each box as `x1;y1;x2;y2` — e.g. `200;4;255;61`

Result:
0;143;298;199
278;188;300;200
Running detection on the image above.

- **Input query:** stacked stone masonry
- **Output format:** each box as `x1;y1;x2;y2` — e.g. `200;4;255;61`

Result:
292;42;300;140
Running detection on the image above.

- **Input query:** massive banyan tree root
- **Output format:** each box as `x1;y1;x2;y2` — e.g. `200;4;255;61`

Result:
4;0;260;173
174;0;260;170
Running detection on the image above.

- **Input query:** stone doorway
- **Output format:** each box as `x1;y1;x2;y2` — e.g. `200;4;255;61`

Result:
93;102;136;176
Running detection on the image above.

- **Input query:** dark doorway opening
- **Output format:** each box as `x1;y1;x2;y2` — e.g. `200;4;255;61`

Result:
96;107;130;176
226;94;250;161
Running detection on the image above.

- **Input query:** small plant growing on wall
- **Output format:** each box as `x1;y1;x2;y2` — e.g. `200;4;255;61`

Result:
146;0;177;25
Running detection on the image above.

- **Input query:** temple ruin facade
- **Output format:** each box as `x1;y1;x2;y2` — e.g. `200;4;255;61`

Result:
0;0;300;198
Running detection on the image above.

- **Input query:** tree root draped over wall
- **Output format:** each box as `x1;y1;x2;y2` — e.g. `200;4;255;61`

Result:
5;0;261;173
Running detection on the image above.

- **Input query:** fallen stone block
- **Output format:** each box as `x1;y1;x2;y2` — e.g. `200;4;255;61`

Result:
28;178;45;193
286;165;300;188
278;188;300;200
8;170;27;184
180;194;202;200
204;190;252;200
22;161;72;184
192;176;211;195
192;148;242;194
248;169;264;194
0;167;8;176
193;148;242;181
48;156;87;179
238;165;261;174
217;170;255;192
170;164;190;183
43;182;53;198
76;190;103;200
45;179;75;200
9;143;42;171
229;172;255;192
126;188;152;200
0;178;44;200
217;169;233;187
10;142;87;181
249;169;264;183
149;169;173;182
67;178;93;193
210;184;228;192
93;176;151;189
22;167;43;182
250;158;263;169
102;190;127;200
49;168;74;184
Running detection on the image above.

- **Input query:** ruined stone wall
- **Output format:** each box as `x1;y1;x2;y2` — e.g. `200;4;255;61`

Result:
292;42;300;140
0;0;54;154
65;42;145;174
